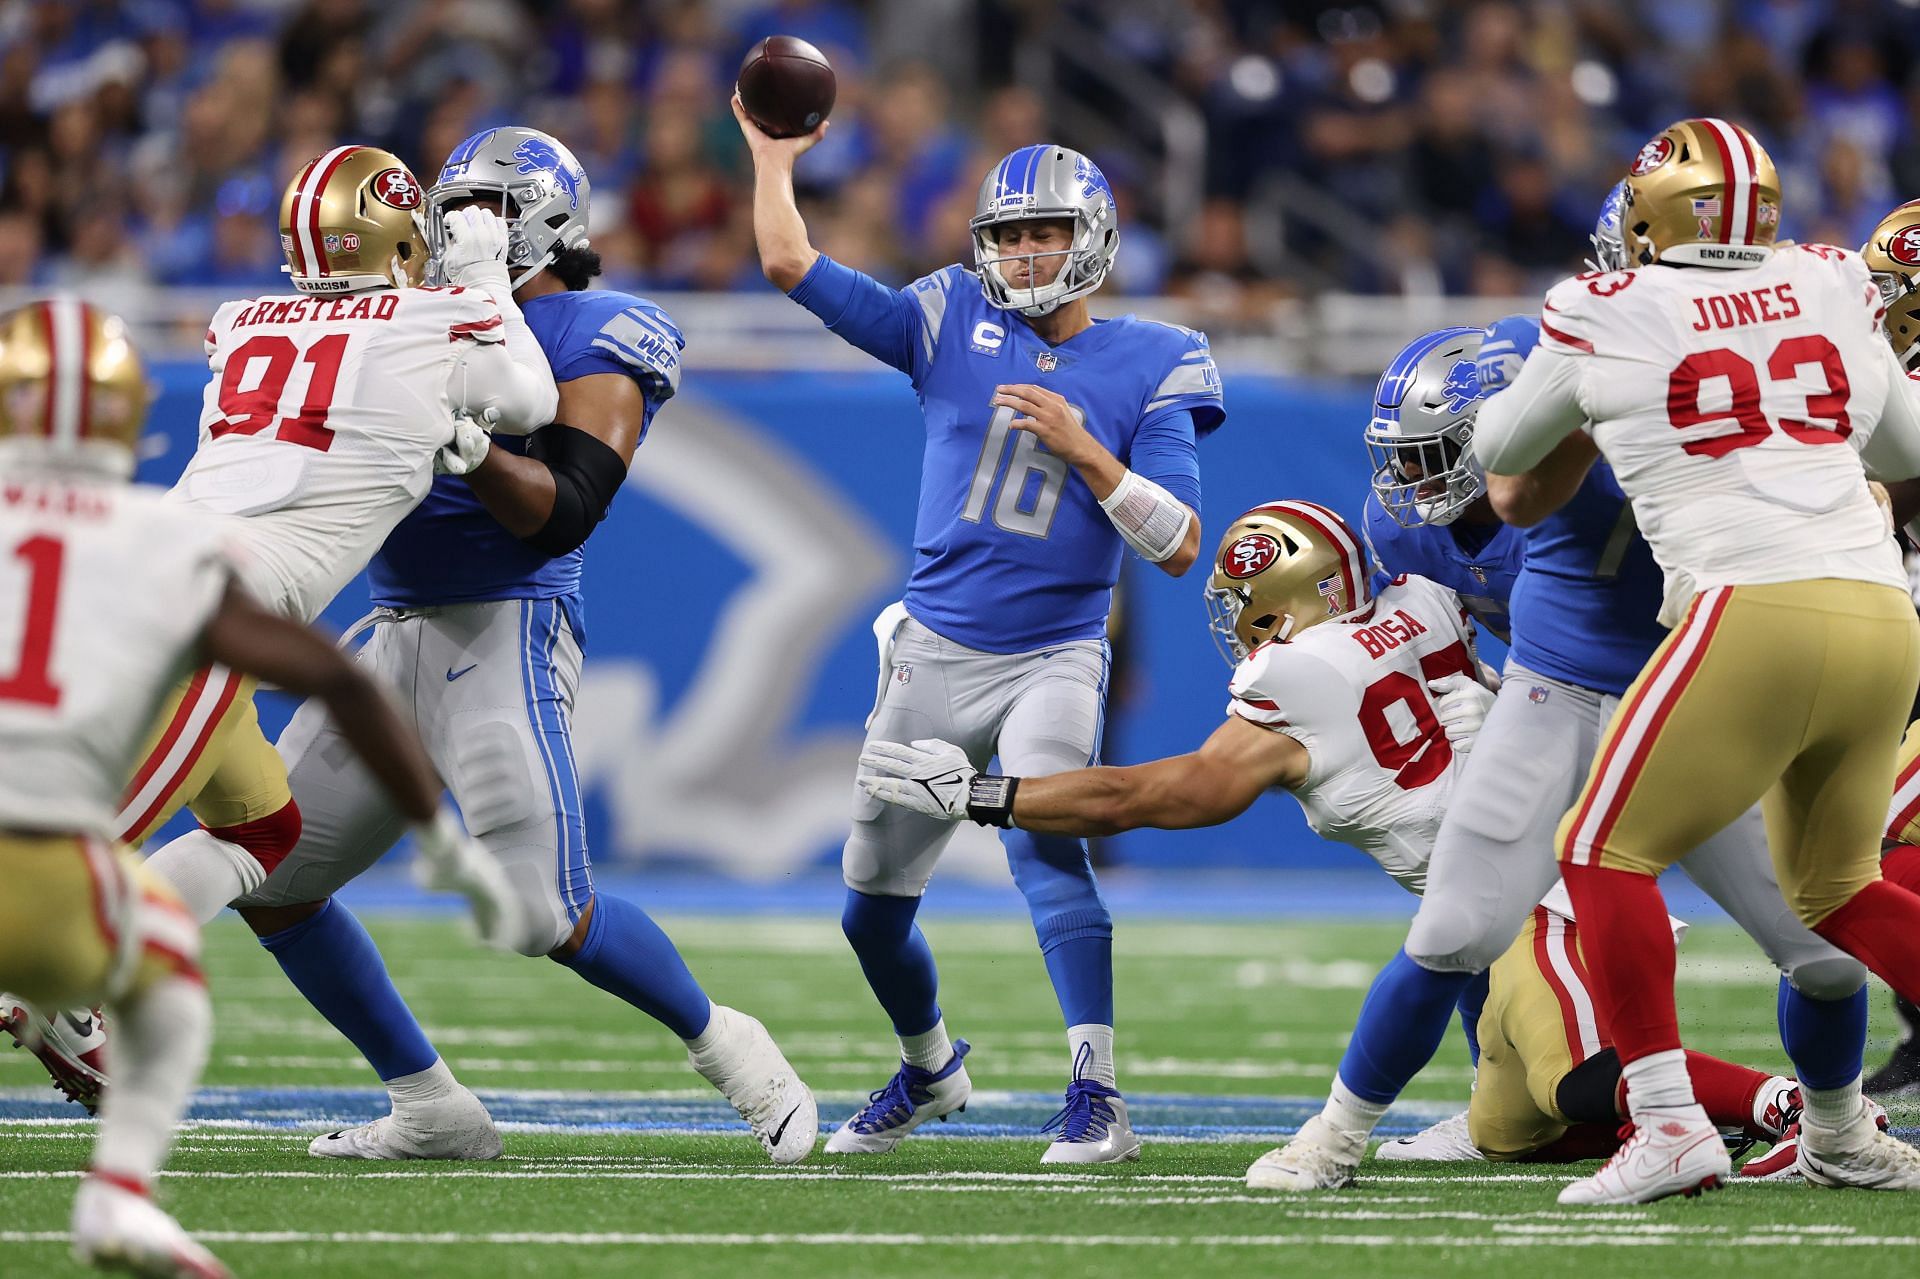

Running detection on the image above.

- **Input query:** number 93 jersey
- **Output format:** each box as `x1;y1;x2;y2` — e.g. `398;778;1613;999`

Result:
175;286;509;622
1529;246;1908;621
1223;574;1482;894
787;257;1225;653
0;480;238;837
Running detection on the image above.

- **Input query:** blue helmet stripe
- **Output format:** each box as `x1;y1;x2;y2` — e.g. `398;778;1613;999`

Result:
1377;326;1480;410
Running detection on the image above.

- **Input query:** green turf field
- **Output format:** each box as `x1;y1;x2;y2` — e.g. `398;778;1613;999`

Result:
3;913;1918;1277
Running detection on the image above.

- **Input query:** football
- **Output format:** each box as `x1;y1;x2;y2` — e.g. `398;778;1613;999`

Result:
737;35;836;139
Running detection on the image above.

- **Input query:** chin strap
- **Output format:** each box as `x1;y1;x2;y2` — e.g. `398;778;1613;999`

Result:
1099;469;1191;563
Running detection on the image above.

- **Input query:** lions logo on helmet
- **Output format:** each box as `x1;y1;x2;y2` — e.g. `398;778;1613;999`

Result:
970;144;1118;318
1365;327;1489;529
428;127;594;289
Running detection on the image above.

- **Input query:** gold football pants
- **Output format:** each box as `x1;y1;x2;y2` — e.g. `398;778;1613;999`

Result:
116;666;293;847
1558;580;1919;925
1468;907;1602;1160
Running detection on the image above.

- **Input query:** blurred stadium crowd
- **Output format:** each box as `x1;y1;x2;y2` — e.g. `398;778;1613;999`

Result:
4;0;1920;312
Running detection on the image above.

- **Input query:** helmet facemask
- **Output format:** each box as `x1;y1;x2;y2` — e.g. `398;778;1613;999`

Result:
1365;423;1485;528
970;145;1118;318
426;128;593;291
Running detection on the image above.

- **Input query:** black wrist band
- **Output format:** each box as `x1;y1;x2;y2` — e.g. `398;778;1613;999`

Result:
965;774;1020;828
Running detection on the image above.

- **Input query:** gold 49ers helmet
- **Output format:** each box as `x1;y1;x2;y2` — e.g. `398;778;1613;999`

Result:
1622;117;1781;269
1862;200;1920;371
279;145;428;294
1203;500;1372;662
0;299;149;477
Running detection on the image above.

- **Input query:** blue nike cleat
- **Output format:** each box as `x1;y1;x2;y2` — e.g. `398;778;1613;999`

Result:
824;1039;971;1154
1039;1074;1141;1165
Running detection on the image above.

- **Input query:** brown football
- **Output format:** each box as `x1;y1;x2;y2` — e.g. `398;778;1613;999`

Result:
737;35;836;139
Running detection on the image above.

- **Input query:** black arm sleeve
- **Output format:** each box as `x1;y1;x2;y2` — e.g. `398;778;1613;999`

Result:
521;422;630;557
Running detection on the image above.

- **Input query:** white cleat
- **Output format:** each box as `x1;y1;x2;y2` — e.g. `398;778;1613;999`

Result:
1742;1098;1888;1181
689;1004;817;1164
71;1175;230;1279
1245;1114;1366;1191
1798;1097;1920;1190
824;1040;971;1155
308;1085;502;1160
1039;1080;1141;1165
1374;1111;1484;1162
2;996;108;1112
1557;1107;1729;1205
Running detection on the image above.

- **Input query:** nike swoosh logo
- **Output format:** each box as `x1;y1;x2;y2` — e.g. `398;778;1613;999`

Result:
446;664;478;682
769;1103;803;1148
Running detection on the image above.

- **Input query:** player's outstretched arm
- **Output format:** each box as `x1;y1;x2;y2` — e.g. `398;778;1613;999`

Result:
859;717;1304;836
197;584;442;823
1486;431;1599;527
733;93;826;291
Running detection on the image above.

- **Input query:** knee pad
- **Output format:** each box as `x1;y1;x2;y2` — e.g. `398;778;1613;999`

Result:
206;800;302;875
1785;954;1870;1003
1405;898;1512;976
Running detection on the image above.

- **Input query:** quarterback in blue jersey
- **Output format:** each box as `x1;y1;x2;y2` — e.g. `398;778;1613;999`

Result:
213;128;817;1165
1362;328;1523;640
737;98;1223;1163
1249;188;1870;1192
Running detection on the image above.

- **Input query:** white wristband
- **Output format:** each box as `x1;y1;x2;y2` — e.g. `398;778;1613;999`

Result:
1099;469;1191;563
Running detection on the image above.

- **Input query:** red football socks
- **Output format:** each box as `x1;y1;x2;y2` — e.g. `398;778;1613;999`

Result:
1558;861;1680;1063
1813;879;1920;1004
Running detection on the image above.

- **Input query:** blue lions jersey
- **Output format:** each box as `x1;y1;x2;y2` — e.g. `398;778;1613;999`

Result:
1507;461;1666;697
789;256;1224;654
368;289;683;614
1362;493;1521;641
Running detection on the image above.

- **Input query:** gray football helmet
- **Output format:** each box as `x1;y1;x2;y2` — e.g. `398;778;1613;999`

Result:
427;127;591;288
1364;326;1488;529
969;144;1118;317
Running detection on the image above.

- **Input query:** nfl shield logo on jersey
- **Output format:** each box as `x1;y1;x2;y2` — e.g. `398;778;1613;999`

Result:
1035;351;1058;373
893;662;913;685
1529;685;1550;704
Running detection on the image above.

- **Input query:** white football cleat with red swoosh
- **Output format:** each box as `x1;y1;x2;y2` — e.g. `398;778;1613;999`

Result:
1557;1108;1730;1205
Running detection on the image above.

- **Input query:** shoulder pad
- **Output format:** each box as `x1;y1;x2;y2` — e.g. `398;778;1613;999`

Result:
1143;324;1223;418
588;297;684;398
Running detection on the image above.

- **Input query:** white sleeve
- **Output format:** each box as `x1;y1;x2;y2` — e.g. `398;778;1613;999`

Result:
1862;346;1920;483
1472;345;1589;474
449;295;557;436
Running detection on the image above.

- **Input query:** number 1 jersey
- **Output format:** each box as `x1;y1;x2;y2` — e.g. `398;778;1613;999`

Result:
175;286;508;622
1526;246;1908;621
0;480;238;837
787;257;1225;654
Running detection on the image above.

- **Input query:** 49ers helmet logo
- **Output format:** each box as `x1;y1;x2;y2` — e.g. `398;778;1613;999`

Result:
1223;533;1281;579
1890;225;1920;268
371;168;423;210
1630;136;1674;176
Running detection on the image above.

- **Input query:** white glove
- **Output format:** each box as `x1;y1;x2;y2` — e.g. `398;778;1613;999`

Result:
411;805;538;954
434;415;494;476
439;205;512;292
1428;674;1497;755
857;738;976;821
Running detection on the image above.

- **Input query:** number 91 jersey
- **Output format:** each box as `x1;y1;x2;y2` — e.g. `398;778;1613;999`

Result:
1224;574;1481;894
1536;245;1907;622
175;286;506;622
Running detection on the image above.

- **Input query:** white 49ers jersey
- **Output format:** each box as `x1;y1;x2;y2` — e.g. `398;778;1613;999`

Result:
0;478;238;837
1491;245;1913;623
174;286;508;621
1226;574;1481;893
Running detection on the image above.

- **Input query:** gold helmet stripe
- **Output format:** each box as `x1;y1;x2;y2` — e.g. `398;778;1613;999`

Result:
43;299;91;446
289;145;367;279
1696;117;1758;246
1256;498;1367;614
